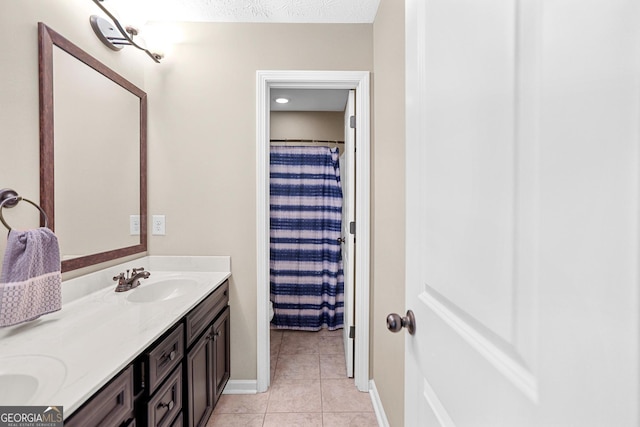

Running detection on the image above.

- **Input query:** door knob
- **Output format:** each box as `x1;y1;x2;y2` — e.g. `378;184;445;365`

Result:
386;310;416;335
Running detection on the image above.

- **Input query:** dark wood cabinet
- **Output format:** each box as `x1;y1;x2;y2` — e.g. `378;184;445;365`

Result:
184;281;230;427
146;367;183;427
171;413;183;427
65;365;134;427
212;306;230;405
137;323;185;427
186;324;214;427
185;282;229;347
144;325;185;394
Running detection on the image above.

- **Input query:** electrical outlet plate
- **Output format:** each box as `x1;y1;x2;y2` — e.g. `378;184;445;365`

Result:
129;215;140;235
152;215;166;235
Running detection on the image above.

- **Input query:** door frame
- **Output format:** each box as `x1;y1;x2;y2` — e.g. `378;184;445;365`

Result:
256;70;371;392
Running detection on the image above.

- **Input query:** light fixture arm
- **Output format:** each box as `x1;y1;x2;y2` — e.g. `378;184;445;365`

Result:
90;0;162;63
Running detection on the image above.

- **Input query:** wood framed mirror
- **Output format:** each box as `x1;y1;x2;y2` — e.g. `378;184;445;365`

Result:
38;22;147;273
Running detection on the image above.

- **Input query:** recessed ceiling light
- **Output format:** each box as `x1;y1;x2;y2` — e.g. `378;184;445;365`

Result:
275;98;289;104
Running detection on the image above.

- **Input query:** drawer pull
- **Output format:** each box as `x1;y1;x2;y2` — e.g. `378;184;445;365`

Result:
160;350;177;364
158;400;175;411
207;331;220;341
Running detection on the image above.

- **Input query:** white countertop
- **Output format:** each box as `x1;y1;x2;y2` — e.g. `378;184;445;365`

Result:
0;256;231;418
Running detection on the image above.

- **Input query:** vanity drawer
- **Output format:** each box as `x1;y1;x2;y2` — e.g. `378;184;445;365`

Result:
185;281;229;347
65;365;134;427
147;367;182;427
171;412;183;427
146;324;184;394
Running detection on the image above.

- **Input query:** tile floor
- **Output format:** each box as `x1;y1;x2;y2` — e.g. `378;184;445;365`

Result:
207;328;379;426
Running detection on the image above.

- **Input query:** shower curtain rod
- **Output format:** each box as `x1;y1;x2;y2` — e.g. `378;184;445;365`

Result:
270;138;344;144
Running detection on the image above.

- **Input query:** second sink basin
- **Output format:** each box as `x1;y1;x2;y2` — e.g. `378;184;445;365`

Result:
0;355;67;405
126;277;200;303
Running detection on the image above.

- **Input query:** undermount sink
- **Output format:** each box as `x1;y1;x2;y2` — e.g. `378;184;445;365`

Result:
0;355;67;405
126;277;200;303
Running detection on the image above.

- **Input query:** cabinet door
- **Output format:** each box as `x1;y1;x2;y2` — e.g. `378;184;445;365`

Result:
186;326;214;427
212;306;230;405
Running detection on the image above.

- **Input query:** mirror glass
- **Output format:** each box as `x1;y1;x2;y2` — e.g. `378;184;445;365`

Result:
39;23;147;273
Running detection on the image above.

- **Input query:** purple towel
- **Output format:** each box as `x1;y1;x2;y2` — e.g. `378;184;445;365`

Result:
0;227;62;327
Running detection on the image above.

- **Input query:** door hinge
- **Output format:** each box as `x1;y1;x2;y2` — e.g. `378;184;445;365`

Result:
349;221;356;235
349;326;355;339
349;115;356;129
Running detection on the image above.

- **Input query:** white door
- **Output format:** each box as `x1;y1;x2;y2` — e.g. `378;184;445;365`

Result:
342;90;356;377
404;0;640;425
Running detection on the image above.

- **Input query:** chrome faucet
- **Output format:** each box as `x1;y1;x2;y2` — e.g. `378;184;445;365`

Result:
113;267;151;292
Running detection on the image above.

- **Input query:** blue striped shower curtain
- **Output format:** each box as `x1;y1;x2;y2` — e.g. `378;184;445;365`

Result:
270;146;344;331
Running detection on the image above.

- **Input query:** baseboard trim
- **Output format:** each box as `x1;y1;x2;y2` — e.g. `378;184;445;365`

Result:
222;380;258;394
369;379;390;427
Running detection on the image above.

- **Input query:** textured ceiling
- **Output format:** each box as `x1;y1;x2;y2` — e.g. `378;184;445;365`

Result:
121;0;381;23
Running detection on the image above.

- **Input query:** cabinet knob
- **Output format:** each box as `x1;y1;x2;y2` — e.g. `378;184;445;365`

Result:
158;400;174;411
161;350;176;364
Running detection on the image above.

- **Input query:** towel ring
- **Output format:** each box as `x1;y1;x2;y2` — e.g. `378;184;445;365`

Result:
0;188;49;231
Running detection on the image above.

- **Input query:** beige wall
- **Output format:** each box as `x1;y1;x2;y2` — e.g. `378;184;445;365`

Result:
271;111;344;141
372;0;406;426
144;22;372;381
270;111;344;153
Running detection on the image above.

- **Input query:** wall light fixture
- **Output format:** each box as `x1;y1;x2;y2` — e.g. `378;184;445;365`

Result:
90;0;163;63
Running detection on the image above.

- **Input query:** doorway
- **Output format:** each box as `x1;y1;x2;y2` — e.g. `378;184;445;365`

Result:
256;71;371;393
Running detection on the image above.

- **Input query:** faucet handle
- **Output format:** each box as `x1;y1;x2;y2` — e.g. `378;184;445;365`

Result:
113;272;125;282
132;267;147;274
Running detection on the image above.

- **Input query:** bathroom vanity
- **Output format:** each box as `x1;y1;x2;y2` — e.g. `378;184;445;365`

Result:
0;256;231;427
65;280;230;427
